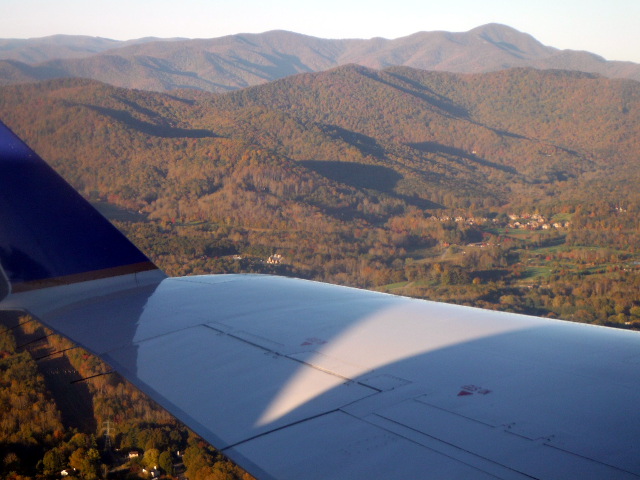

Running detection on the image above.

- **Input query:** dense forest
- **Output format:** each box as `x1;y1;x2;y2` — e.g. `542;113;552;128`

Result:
0;65;640;477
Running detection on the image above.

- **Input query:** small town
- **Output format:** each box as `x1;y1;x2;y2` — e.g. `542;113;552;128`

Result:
433;212;570;230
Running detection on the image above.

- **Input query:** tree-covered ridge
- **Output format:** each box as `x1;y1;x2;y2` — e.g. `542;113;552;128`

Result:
2;66;639;214
0;66;640;326
213;66;639;181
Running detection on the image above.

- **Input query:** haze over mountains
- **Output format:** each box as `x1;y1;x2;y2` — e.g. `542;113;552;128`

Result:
1;24;639;93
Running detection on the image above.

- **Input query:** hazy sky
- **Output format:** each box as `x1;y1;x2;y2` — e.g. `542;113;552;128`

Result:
2;0;639;63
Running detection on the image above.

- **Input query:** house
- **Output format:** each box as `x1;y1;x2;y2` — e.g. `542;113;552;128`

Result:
267;254;283;264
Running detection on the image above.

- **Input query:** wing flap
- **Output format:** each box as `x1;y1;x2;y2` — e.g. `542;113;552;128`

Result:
369;399;640;480
230;410;509;480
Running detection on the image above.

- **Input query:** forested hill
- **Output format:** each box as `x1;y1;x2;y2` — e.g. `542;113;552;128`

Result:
1;24;639;92
1;65;640;323
0;65;638;223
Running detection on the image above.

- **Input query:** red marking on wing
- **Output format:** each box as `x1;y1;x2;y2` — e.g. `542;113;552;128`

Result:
458;384;492;396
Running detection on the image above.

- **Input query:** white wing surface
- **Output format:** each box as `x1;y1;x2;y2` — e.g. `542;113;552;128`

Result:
1;120;639;479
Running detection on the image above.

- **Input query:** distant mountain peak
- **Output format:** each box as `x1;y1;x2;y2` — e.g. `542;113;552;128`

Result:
469;23;551;56
469;23;526;35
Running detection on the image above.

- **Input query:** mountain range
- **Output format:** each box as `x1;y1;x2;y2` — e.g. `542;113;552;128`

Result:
1;24;639;93
1;64;638;223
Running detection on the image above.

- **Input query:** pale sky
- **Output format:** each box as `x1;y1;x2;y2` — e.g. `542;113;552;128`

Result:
2;0;639;63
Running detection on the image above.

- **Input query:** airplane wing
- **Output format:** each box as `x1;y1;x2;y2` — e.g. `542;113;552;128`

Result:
1;119;640;479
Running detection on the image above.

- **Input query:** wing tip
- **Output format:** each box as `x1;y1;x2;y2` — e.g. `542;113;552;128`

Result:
0;120;162;297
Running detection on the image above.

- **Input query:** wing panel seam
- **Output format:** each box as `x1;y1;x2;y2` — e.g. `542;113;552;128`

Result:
360;412;539;480
221;409;341;452
202;324;381;392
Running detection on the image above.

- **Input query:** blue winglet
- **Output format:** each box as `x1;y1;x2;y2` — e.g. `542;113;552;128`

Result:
0;120;160;296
